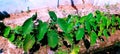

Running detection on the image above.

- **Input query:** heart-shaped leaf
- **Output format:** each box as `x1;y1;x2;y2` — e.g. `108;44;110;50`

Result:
76;28;84;40
4;26;11;37
22;18;33;35
49;11;57;22
8;33;15;42
36;20;48;41
67;23;74;33
85;21;91;33
57;18;68;32
47;30;58;48
66;15;72;23
90;31;97;46
103;29;109;38
23;34;35;51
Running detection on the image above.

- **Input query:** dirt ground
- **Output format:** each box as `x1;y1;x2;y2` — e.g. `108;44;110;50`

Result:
1;3;120;54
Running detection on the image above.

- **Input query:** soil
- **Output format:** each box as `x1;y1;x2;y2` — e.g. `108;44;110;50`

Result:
1;3;120;54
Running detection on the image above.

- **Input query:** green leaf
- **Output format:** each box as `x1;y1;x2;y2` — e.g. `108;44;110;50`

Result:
100;23;104;32
112;27;116;34
98;31;102;36
79;16;86;24
4;26;11;37
70;46;80;54
102;16;107;26
67;23;74;33
23;34;35;51
103;29;109;38
22;18;33;35
90;22;97;31
66;15;72;23
107;18;111;28
90;31;97;46
57;18;68;32
47;30;58;48
14;26;22;34
89;18;97;31
85;21;91;33
87;13;93;19
95;10;101;23
76;28;84;40
8;33;15;42
31;12;37;20
117;18;120;25
49;11;57;22
111;15;116;26
36;20;48;41
64;33;74;45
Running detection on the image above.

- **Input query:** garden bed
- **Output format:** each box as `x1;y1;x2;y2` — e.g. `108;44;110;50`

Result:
1;4;120;54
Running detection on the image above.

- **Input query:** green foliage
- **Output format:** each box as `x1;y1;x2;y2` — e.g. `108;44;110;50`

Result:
85;21;91;33
49;11;57;22
70;46;80;54
3;26;11;37
64;33;74;45
31;12;37;20
103;29;109;38
2;10;120;53
8;33;15;42
47;30;59;48
57;18;68;32
22;18;33;36
23;34;35;51
76;28;84;40
90;31;97;46
36;20;48;41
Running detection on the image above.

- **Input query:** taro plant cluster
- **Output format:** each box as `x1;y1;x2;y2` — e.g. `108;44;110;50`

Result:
2;10;120;54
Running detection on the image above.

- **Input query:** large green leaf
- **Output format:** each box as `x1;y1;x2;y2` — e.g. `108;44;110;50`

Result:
23;34;35;51
22;18;33;35
107;18;111;28
102;16;107;26
90;31;97;46
67;23;74;33
4;26;11;37
48;11;57;22
95;10;101;23
8;33;15;42
87;13;93;19
100;23;104;32
79;16;86;24
47;30;58;48
36;20;48;41
57;18;68;32
103;29;109;38
76;28;84;40
89;18;97;31
111;15;116;26
85;21;91;33
66;15;72;23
